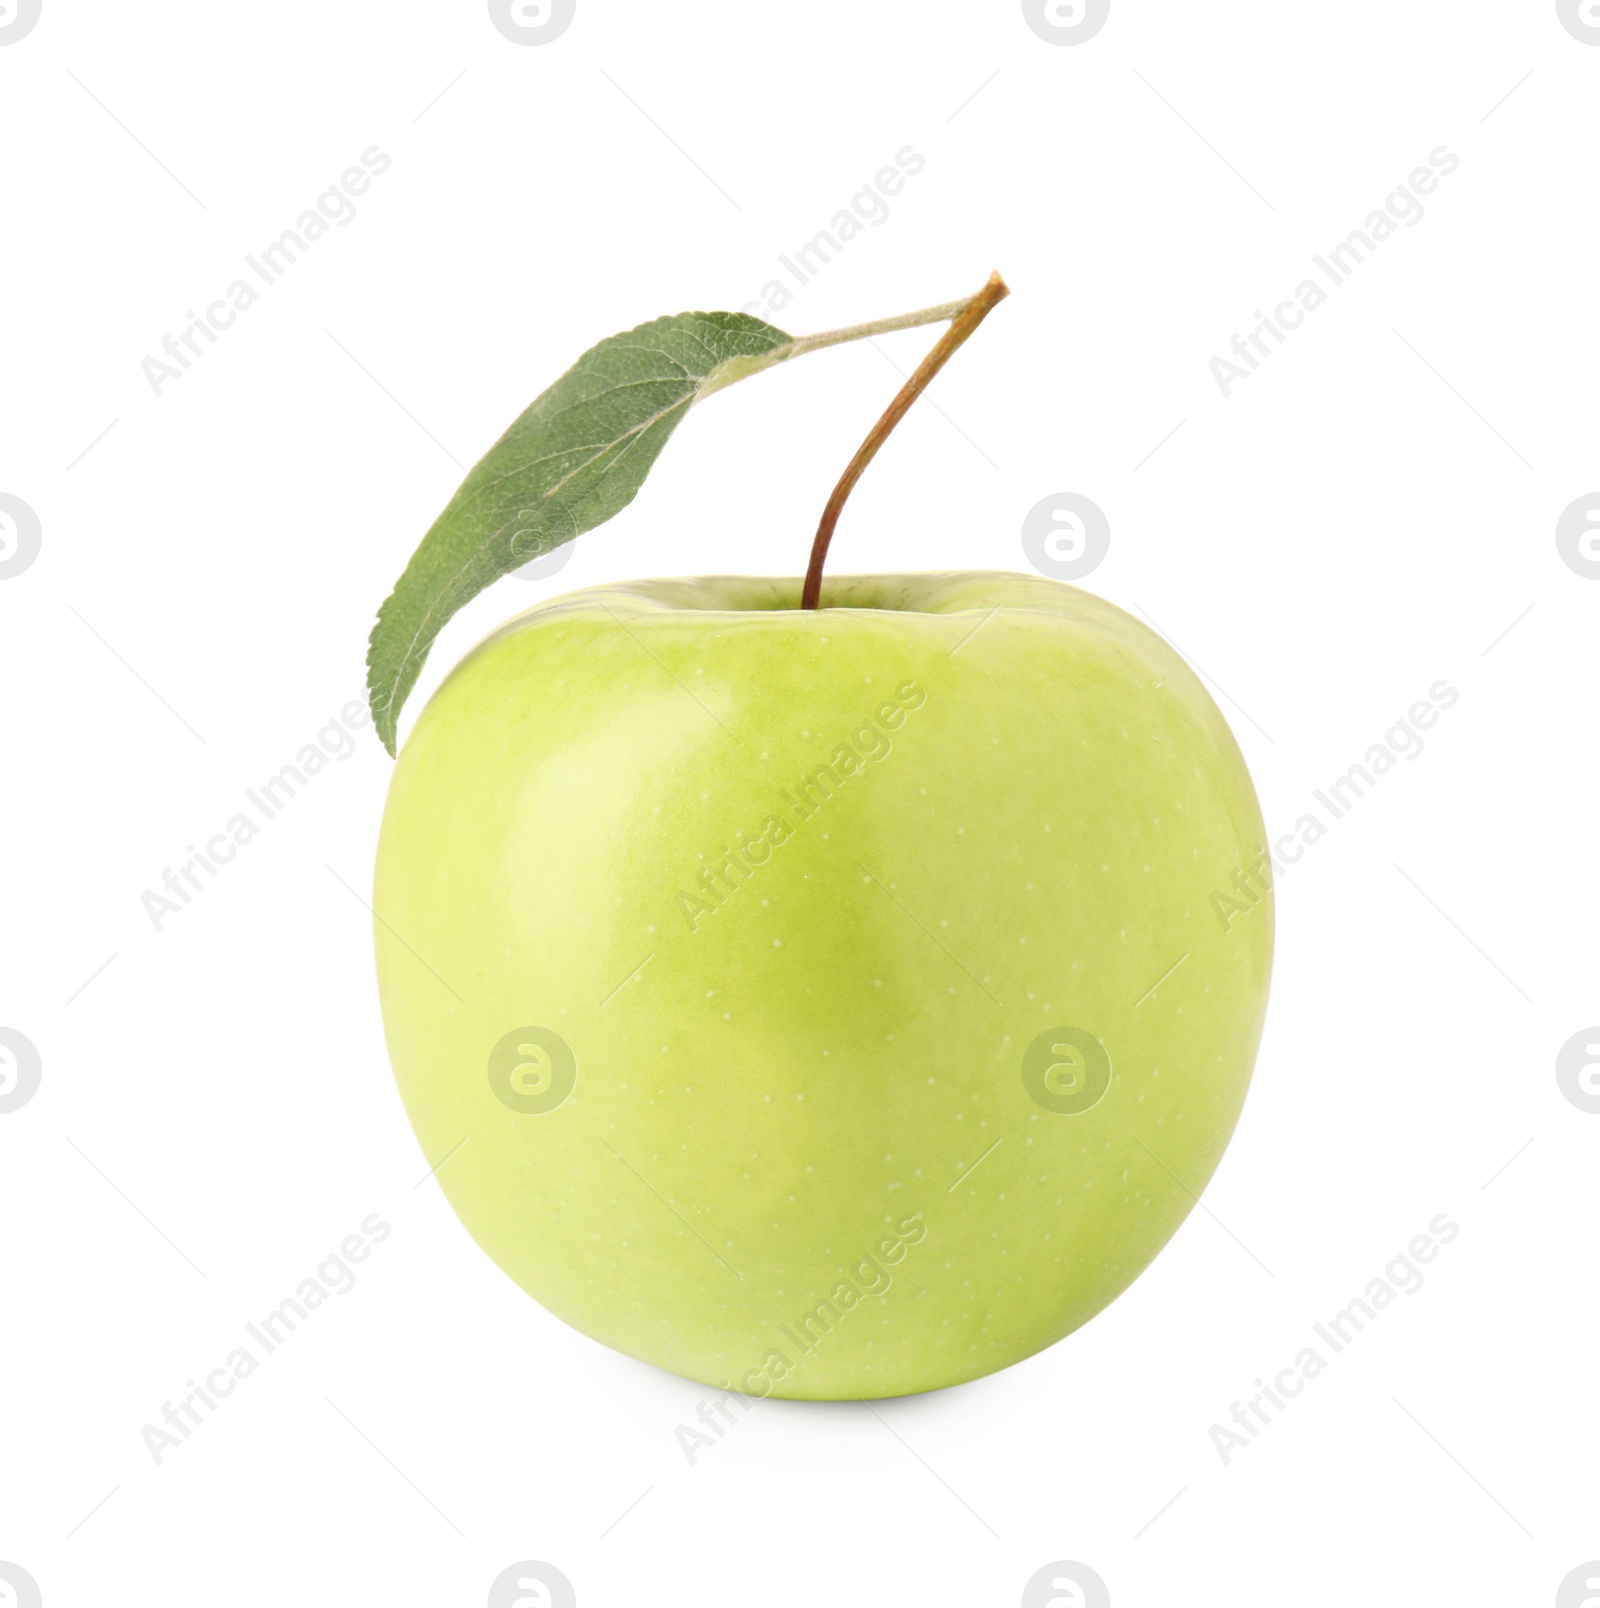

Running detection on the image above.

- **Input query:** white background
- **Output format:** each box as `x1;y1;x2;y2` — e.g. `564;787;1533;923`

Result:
2;2;1597;1604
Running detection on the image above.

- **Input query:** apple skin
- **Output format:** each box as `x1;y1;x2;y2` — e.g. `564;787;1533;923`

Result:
373;572;1272;1399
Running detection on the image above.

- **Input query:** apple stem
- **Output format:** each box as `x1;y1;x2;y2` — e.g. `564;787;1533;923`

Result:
800;271;1010;611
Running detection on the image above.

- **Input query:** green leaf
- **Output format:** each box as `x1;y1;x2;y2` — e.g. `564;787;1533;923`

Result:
366;309;794;755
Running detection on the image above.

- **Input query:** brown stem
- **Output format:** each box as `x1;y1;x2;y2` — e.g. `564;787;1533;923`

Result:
800;271;1010;610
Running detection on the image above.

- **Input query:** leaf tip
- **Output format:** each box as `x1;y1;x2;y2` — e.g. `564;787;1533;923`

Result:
366;607;401;759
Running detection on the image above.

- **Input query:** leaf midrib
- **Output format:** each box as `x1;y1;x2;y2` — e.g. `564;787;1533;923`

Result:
379;387;699;716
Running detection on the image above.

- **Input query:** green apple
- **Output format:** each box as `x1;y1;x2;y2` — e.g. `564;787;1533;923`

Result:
373;569;1272;1399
